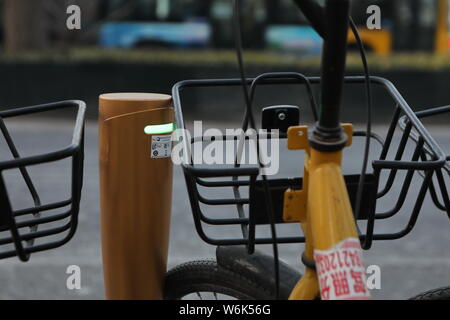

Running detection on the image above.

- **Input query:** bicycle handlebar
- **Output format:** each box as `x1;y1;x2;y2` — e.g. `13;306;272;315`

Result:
292;0;326;39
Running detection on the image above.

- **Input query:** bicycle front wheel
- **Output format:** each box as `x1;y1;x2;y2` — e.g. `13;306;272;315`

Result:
410;287;450;300
164;260;276;300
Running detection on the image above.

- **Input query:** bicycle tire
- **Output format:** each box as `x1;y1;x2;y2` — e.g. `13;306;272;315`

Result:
410;286;450;300
164;260;276;300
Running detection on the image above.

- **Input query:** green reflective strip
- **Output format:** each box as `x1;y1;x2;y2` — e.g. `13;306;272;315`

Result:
144;123;174;134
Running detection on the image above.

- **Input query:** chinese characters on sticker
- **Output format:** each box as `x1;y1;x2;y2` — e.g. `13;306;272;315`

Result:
314;238;371;300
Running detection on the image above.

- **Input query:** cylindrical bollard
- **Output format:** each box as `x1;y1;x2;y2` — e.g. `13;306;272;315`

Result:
99;93;173;299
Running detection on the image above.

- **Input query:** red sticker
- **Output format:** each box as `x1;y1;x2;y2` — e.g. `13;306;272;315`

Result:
314;238;371;300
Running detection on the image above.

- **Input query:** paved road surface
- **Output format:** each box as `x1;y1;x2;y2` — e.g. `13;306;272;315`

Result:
0;118;449;300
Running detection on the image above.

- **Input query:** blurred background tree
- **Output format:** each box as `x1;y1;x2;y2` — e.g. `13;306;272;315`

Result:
3;0;102;53
4;0;48;53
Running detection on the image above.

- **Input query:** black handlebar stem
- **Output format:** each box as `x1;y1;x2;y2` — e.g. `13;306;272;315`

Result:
301;0;351;152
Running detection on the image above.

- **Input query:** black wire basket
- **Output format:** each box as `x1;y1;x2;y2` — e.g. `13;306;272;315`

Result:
172;73;448;251
0;100;85;261
399;105;450;223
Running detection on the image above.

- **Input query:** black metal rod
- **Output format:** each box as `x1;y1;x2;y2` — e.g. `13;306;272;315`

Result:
428;175;446;210
185;165;259;178
199;216;249;226
197;193;249;205
377;122;412;198
316;0;350;137
0;100;82;118
246;174;258;254
436;169;450;218
14;210;72;229
421;151;447;211
0;221;72;245
13;199;72;217
379;106;401;161
196;178;250;187
415;105;450;117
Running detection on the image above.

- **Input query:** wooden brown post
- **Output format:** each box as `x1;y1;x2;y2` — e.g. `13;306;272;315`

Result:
99;93;173;299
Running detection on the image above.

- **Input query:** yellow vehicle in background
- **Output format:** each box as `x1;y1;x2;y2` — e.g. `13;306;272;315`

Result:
348;28;392;56
347;0;449;56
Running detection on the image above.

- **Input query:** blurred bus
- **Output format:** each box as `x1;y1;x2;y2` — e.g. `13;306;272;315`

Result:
97;0;449;55
98;0;211;48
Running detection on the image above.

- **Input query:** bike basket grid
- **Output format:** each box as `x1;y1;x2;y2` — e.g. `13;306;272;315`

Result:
398;105;450;225
0;100;85;261
172;73;448;251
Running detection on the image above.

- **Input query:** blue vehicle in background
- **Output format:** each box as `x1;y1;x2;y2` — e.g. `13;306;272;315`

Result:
97;0;264;50
99;21;211;49
96;0;326;54
265;25;322;55
98;0;211;49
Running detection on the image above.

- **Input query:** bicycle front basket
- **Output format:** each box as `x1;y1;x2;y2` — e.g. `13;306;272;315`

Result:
172;74;447;252
0;100;85;261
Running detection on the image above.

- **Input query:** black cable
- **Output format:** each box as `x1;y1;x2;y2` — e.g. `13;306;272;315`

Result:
349;17;373;245
232;0;280;299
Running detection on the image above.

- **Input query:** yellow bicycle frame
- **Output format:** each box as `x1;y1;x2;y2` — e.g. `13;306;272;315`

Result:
282;124;362;300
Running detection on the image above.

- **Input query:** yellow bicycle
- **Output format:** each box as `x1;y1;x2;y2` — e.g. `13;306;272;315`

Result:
164;0;449;300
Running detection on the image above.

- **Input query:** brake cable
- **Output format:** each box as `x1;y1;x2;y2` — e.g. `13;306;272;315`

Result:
349;17;373;246
232;0;280;299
